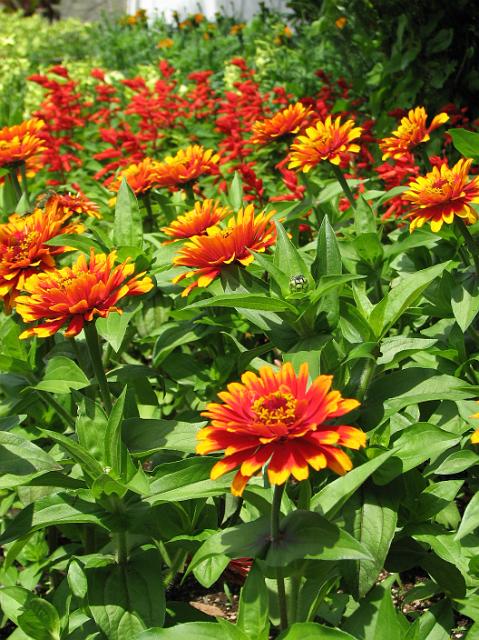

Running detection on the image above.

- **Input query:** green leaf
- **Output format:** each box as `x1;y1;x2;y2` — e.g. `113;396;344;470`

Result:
97;311;136;352
114;178;143;248
3;172;20;215
34;356;90;394
278;623;358;640
448;128;479;159
46;233;105;254
377;337;437;367
229;171;244;209
104;386;127;478
0;491;109;544
0;586;34;625
273;221;311;294
354;195;376;235
40;429;104;483
353;233;383;266
451;277;479;332
137;621;248;640
17;598;61;640
429;449;479;476
183;292;297;313
311;451;395;516
123;418;202;455
455;492;479;541
368;262;450;338
0;431;61;488
312;215;342;280
87;549;166;639
237;563;270;640
68;559;88;599
266;510;372;567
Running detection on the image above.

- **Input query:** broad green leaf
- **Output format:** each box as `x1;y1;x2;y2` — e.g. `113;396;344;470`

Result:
353;233;383;266
451;277;479;332
455;492;479;541
46;233;105;254
278;623;357;640
40;429;104;483
377;337;437;367
97;311;135;352
68;559;88;599
138;621;248;640
34;356;90;394
123;418;202;455
229;171;244;209
311;451;395;515
448;128;479;158
284;335;331;379
368;262;450;338
411;526;471;583
104;386;127;478
183;292;297;313
114;177;143;248
0;586;34;625
429;449;479;476
0;491;108;544
237;563;270;640
153;322;213;366
87;549;165;639
273;221;311;294
312;215;342;280
0;431;61;488
354;195;376;234
251;250;291;295
17;597;61;640
3;172;20;214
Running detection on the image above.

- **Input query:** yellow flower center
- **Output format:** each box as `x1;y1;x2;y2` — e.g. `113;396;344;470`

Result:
252;391;297;424
10;229;39;261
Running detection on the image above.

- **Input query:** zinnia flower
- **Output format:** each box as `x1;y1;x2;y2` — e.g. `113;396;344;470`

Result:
108;157;161;196
161;199;231;242
43;192;101;220
17;250;153;339
155;145;220;188
404;158;479;232
379;107;449;161
172;204;276;296
0;209;82;312
197;362;366;496
250;103;311;145
0;118;46;169
289;116;362;171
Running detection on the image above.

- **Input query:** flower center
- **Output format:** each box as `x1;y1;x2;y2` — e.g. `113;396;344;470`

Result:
252;391;297;424
10;230;39;261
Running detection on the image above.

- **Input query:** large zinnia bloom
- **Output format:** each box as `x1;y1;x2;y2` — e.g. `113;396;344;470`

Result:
0;209;82;312
17;250;153;338
0;118;46;169
155;145;220;188
172;204;276;296
251;103;311;145
108;157;161;196
379;107;449;161
197;362;366;496
404;158;479;232
161;199;231;242
43;192;101;220
289;115;362;171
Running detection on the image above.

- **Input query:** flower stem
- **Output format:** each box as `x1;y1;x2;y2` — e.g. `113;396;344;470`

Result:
356;351;378;402
271;483;288;631
143;191;154;232
19;162;30;207
456;217;479;277
8;167;22;203
331;164;356;211
115;531;128;564
84;322;113;414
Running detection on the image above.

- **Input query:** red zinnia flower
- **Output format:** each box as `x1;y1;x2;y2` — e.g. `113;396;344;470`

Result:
172;204;276;297
17;250;153;338
289;116;362;171
161;199;231;242
250;103;311;145
404;158;479;232
197;362;365;496
0;118;46;169
379;107;449;161
43;192;101;220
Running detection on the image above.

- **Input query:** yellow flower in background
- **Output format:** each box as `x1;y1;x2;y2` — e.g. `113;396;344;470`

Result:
157;38;174;49
336;16;347;29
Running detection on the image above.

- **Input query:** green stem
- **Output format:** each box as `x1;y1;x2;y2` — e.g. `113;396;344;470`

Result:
456;217;479;277
356;356;377;402
184;183;195;205
115;531;128;564
331;164;356;211
19;162;30;207
36;390;75;429
8;167;22;202
143;191;154;232
84;322;113;414
271;483;288;631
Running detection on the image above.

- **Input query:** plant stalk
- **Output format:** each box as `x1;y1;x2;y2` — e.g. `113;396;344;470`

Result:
456;217;479;277
356;356;377;402
143;190;154;232
84;322;113;413
8;166;22;202
271;483;288;631
331;164;356;211
19;162;30;207
115;531;128;564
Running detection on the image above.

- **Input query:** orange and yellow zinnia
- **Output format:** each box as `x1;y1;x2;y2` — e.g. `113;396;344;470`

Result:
108;157;161;196
0;118;46;169
289;115;362;171
197;362;366;496
379;107;449;161
251;103;311;145
0;208;83;312
17;250;153;339
161;199;231;242
43;192;101;220
404;158;479;232
172;204;276;296
155;145;220;188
